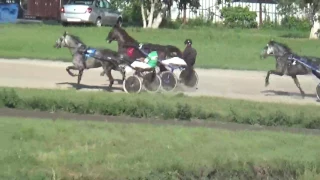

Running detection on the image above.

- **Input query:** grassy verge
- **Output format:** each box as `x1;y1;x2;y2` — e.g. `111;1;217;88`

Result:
1;117;320;179
0;24;319;70
1;87;320;129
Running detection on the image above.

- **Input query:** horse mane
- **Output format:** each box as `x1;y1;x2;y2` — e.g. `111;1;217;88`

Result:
269;40;292;53
68;34;86;45
114;26;139;43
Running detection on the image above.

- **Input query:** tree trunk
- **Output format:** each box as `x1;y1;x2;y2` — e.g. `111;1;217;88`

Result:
310;12;320;39
183;3;187;24
147;0;156;28
167;0;172;20
151;3;167;28
141;3;147;28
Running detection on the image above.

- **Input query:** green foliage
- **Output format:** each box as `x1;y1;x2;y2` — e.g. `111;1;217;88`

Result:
110;0;143;26
1;88;320;129
160;16;214;29
220;6;258;28
175;0;201;12
280;16;312;31
276;0;320;17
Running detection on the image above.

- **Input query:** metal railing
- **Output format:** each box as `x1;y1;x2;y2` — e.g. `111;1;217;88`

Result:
169;0;309;25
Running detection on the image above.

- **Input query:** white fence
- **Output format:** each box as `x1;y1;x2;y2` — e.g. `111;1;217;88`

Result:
169;0;310;25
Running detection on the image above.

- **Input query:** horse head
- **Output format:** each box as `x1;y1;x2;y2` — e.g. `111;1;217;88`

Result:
54;31;68;48
260;40;292;59
106;24;122;44
54;31;85;49
106;23;138;46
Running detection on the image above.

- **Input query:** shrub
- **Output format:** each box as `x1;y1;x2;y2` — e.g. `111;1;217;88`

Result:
220;6;258;28
160;16;214;29
0;88;320;129
280;16;311;31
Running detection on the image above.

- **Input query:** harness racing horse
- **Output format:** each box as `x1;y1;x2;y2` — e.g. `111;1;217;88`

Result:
260;40;320;98
105;24;183;72
54;31;126;86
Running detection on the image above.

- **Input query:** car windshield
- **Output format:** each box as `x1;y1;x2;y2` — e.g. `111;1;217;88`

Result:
68;0;94;5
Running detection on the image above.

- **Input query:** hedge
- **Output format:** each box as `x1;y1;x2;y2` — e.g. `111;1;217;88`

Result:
0;88;320;129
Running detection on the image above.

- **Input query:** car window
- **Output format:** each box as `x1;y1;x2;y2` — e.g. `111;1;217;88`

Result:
68;0;94;5
95;0;106;8
103;0;110;9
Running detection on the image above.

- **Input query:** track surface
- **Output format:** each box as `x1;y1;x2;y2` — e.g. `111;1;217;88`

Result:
0;58;319;105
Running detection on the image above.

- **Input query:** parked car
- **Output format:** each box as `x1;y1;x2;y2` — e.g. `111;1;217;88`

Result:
60;0;122;27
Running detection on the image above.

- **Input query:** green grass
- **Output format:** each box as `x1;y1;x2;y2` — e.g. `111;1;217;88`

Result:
1;87;320;129
1;24;320;70
1;117;320;179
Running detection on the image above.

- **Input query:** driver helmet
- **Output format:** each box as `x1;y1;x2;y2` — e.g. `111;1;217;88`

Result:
184;39;192;45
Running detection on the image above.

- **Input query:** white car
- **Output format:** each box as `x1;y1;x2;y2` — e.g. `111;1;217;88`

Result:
60;0;122;27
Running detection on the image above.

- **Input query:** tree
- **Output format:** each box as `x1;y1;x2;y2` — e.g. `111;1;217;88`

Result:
175;0;201;24
277;0;320;39
110;0;143;26
111;0;201;28
140;0;169;28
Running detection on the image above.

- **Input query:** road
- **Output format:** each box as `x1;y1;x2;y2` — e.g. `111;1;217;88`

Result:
0;58;319;105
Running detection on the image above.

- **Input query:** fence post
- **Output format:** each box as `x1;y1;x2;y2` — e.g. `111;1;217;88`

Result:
259;0;262;27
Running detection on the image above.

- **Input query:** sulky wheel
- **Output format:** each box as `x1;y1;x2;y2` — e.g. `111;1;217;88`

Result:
316;83;320;101
160;71;178;92
142;72;162;93
123;75;142;93
179;69;199;88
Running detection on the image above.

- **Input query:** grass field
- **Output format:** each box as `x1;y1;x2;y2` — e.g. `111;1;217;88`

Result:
1;87;320;129
1;117;320;179
1;24;320;70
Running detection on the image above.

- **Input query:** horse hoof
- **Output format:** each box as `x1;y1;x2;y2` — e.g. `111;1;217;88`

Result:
265;82;269;87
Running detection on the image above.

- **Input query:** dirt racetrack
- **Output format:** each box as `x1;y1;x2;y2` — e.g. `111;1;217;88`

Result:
0;58;319;105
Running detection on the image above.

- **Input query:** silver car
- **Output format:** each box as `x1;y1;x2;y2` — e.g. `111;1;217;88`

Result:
60;0;122;27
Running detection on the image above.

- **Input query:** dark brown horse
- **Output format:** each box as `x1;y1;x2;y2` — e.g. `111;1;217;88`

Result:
105;24;183;73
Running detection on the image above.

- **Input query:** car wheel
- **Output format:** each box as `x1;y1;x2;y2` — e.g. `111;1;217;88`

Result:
95;18;102;27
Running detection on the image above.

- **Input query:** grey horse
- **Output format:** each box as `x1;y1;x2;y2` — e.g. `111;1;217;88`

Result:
54;31;126;86
260;40;320;98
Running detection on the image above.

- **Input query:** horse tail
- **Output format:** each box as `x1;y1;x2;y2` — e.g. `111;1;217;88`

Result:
166;46;183;58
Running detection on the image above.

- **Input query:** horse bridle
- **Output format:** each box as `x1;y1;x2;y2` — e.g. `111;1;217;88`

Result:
62;37;86;57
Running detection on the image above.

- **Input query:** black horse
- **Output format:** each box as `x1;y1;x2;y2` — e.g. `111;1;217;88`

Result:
105;24;183;72
260;40;320;98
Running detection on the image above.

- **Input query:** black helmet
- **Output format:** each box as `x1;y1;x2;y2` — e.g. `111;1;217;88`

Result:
184;39;192;45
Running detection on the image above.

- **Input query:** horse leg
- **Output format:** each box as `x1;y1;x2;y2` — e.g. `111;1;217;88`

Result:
100;69;106;76
77;69;84;85
100;62;114;88
66;66;78;77
291;75;305;98
121;71;126;81
105;68;114;88
265;70;284;87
